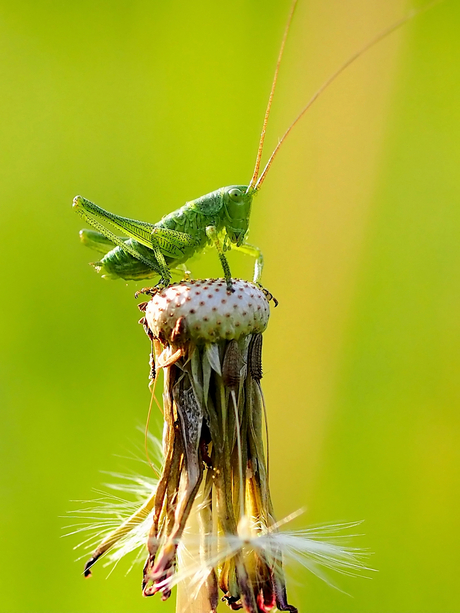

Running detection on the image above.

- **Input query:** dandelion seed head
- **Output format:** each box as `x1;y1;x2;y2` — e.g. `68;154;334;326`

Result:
72;280;372;612
145;279;270;344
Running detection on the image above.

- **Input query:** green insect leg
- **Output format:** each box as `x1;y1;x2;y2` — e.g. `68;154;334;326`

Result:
79;229;118;255
150;227;197;287
206;225;233;290
73;196;161;275
173;264;192;280
148;234;172;287
233;242;264;284
152;227;196;253
79;230;162;281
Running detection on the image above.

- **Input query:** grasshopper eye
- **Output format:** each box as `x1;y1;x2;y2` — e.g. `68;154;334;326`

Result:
228;188;243;202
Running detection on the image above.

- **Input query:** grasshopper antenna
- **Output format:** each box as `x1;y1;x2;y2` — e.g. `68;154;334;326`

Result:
247;0;299;193
254;0;443;192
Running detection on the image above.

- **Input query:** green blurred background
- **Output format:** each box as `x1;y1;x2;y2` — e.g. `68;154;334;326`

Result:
1;0;459;611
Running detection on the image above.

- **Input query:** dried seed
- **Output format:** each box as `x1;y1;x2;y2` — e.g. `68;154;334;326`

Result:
248;333;263;381
222;339;241;391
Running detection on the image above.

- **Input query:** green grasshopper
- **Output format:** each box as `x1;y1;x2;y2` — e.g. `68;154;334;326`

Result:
73;0;431;291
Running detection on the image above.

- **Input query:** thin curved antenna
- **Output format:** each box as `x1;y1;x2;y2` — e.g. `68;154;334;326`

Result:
247;0;299;192
254;0;443;191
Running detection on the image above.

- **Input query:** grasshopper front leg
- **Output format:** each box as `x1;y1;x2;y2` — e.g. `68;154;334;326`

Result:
233;242;264;284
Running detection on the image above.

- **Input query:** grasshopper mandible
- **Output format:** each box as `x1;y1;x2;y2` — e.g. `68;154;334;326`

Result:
73;0;432;291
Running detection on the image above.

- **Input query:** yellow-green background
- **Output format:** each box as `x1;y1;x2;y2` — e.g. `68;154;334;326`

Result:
1;0;459;611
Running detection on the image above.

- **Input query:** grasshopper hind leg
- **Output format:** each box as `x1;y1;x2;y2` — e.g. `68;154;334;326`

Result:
79;229;163;281
149;226;198;288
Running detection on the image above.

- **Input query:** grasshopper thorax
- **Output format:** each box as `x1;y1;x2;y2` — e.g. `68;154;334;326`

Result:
221;185;253;246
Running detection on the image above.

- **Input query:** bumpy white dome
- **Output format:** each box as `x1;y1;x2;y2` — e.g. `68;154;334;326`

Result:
145;279;270;344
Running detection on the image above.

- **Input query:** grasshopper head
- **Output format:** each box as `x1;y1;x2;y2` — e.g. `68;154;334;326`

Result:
223;185;253;246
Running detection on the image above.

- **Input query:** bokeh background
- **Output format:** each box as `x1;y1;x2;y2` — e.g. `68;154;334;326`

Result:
1;0;459;611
